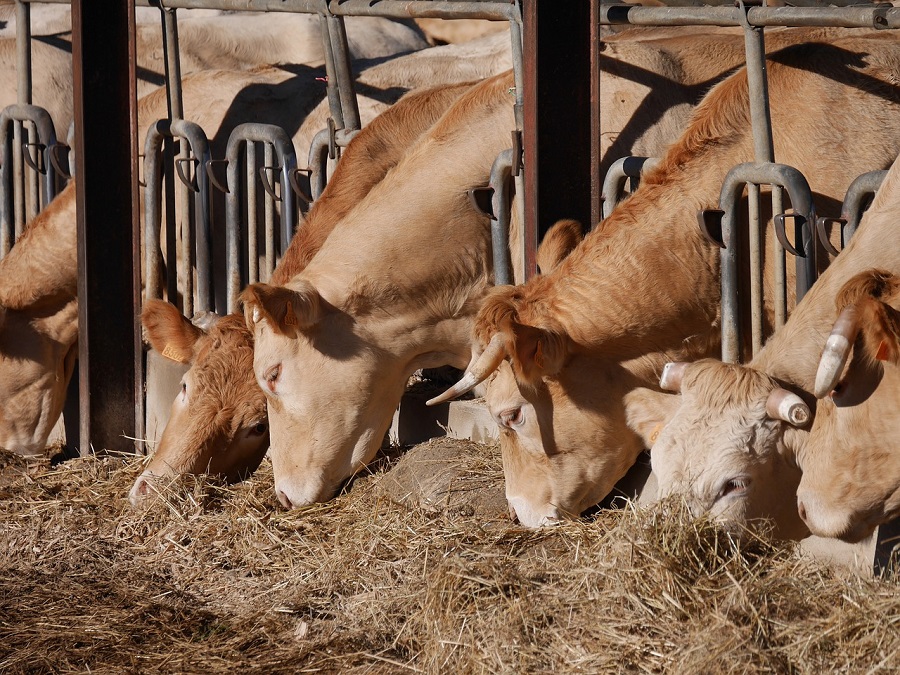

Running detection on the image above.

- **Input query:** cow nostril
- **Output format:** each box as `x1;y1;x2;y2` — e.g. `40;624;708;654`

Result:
797;499;807;523
508;504;519;523
277;489;293;509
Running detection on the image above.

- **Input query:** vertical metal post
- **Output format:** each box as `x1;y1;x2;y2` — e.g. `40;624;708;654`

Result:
72;0;140;454
247;142;259;284
523;0;592;279
590;0;603;228
327;14;361;133
13;1;31;236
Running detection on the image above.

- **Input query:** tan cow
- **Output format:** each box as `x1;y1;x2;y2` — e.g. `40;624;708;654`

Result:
0;70;466;458
130;81;475;502
432;37;900;528
0;13;428;137
625;152;900;542
240;71;522;508
130;28;750;504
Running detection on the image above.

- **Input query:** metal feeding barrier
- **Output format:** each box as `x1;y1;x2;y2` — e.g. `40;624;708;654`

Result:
143;118;213;317
0;104;62;256
600;156;661;220
816;170;888;254
221;123;299;314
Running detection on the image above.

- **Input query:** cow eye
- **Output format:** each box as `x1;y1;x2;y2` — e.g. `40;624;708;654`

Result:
499;407;525;429
252;422;268;435
716;476;751;502
180;382;187;400
264;364;281;393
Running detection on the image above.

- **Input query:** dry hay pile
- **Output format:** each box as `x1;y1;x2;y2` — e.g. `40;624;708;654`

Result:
1;439;898;674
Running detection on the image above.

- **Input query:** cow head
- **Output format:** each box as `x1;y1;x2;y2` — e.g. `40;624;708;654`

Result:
428;219;651;527
625;360;810;540
241;277;444;508
796;270;900;542
129;300;269;504
0;297;78;456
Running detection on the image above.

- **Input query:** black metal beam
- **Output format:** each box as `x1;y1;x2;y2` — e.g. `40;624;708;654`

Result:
523;0;593;278
71;0;141;455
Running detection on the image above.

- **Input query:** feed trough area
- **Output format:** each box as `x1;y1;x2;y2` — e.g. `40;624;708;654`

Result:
1;439;898;673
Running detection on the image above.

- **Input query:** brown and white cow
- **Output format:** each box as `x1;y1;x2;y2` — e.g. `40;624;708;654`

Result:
625;151;900;542
131;29;763;504
130;81;475;502
431;37;900;527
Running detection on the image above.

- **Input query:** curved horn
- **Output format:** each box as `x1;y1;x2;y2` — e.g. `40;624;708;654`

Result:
765;388;811;427
426;333;507;406
814;305;861;399
659;362;689;392
191;311;222;333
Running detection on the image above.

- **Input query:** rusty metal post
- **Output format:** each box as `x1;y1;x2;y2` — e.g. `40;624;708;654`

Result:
523;0;592;279
72;0;141;454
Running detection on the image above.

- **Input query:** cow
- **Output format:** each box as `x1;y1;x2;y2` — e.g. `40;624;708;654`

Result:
625;151;900;542
0;66;470;459
0;13;428;137
130;81;475;502
130;28;763;504
429;37;900;528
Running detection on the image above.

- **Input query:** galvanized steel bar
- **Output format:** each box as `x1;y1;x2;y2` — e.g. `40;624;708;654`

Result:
318;13;345;132
747;183;763;356
597;4;900;29
264;142;276;281
328;0;518;21
718;162;816;363
600;156;660;220
489;149;514;286
16;0;32;105
771;186;786;329
160;5;185;120
0;104;58;255
327;15;361;133
246;141;259;284
842;170;887;242
225;123;298;312
308;128;330;201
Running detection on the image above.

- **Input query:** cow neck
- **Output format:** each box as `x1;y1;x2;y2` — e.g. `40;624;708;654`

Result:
0;181;77;311
534;147;738;363
298;72;516;337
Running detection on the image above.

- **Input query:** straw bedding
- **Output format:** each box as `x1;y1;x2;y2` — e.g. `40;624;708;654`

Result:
1;439;898;674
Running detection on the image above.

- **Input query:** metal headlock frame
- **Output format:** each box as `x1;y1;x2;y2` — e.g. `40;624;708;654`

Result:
143;118;213;317
816;170;888;255
0;104;60;255
222;123;299;314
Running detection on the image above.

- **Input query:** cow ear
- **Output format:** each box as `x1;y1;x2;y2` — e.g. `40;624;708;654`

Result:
511;323;568;385
624;387;682;449
141;299;203;364
536;218;583;274
241;280;322;336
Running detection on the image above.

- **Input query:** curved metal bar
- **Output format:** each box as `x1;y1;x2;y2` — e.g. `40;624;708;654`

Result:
143;118;213;312
308;127;331;201
841;170;887;243
48;142;72;180
488;148;514;286
0;104;58;256
600;156;660;220
225;123;298;312
718;162;816;363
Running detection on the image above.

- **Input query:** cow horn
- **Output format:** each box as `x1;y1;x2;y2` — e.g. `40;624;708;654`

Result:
814;305;861;399
191;311;222;333
426;333;507;406
766;388;811;427
659;362;689;392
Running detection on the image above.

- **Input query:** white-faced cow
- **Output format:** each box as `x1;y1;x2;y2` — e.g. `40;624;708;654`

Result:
626;152;900;542
431;36;900;527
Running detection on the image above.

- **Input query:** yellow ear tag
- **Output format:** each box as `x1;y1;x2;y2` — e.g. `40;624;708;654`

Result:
875;339;890;362
648;423;664;445
162;343;182;361
284;303;298;327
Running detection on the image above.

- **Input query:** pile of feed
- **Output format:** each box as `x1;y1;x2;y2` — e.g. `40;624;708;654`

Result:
1;439;898;673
